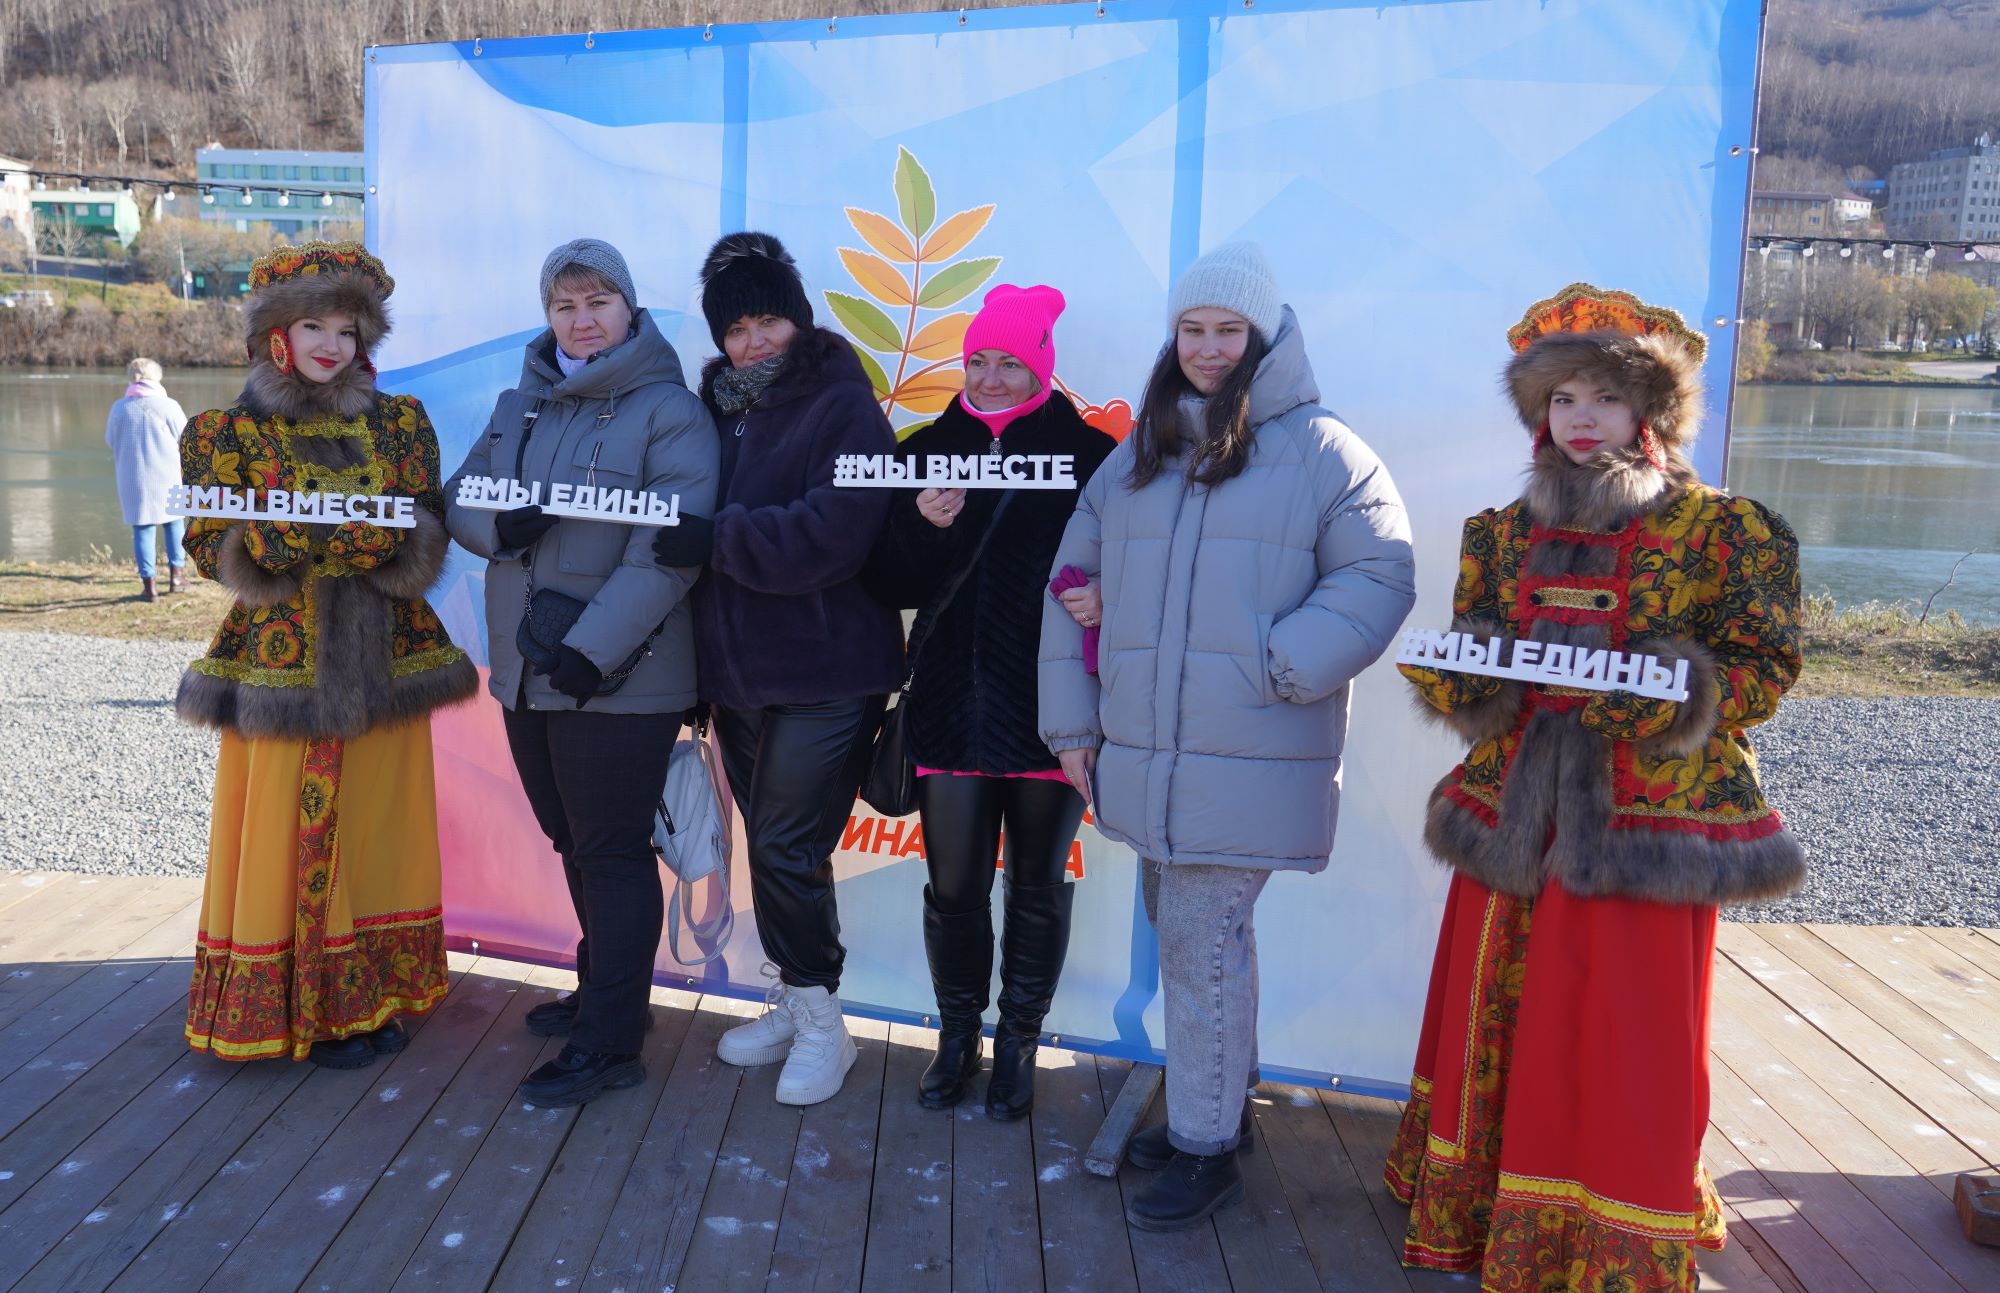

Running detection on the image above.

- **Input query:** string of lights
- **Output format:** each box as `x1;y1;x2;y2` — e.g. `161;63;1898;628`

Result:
1749;235;1994;262
1;165;365;209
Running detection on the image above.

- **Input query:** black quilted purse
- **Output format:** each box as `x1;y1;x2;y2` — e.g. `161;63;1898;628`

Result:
861;492;1014;817
516;581;659;696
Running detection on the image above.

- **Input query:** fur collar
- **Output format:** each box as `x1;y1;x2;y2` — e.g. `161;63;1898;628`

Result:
1522;439;1700;531
699;326;868;411
239;359;380;422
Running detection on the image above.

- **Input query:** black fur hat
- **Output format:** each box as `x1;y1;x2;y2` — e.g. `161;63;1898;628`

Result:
699;231;814;349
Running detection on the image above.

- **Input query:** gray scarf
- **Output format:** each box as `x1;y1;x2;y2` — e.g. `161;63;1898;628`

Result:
710;353;788;414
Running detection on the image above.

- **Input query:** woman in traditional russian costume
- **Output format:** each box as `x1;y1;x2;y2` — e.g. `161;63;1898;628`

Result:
176;242;478;1068
1386;285;1806;1289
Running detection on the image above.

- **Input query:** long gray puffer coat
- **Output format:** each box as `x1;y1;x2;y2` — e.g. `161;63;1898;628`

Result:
1038;307;1416;871
445;309;720;714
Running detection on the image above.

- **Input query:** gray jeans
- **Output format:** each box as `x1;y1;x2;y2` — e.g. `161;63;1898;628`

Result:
1143;858;1270;1156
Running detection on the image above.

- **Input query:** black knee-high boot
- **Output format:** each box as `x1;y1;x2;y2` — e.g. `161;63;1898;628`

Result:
985;878;1074;1121
919;886;993;1108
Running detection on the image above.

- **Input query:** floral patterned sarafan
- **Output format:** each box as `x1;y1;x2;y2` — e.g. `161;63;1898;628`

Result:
1404;486;1801;843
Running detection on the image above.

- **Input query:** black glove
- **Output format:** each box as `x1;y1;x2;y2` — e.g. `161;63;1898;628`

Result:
546;644;603;708
687;699;712;732
496;505;559;553
652;513;715;568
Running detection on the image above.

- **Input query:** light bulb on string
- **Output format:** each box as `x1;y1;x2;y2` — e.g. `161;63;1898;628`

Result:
1881;244;1895;258
1838;242;1854;258
277;191;290;207
239;189;253;205
1801;243;1816;257
201;187;214;204
320;191;333;207
1924;244;1936;260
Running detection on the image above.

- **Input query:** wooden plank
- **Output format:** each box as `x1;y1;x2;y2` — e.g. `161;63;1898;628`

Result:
1210;1084;1321;1291
1027;1044;1139;1293
859;1021;954;1293
1321;1089;1417;1260
0;876;114;1027
0;871;69;916
1810;925;2000;1058
291;967;558;1292
674;1001;808;1291
1095;1055;1233;1293
764;1015;888;1293
488;984;703;1290
0;947;197;1143
1702;1088;1852;1293
1086;1062;1161;1176
8;1058;310;1293
391;965;589;1291
0;876;189;1034
1251;1081;1413;1292
202;962;522;1288
1922;926;2000;983
0;997;192;1210
580;994;752;1293
1707;1056;1933;1292
1720;925;2000;1162
1742;925;2000;1122
0;896;199;1083
1713;937;1998;1193
1695;1199;1800;1293
948;1038;1043;1291
1708;959;2000;1289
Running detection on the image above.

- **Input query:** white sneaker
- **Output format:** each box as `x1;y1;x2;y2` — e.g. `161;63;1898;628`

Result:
775;984;857;1106
717;966;799;1067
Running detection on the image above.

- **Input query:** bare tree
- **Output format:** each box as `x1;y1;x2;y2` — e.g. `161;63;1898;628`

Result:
88;77;144;166
147;85;204;166
214;7;271;132
37;207;90;280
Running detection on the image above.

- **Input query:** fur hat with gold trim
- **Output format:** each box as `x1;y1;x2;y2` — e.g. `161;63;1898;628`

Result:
240;241;395;422
1502;284;1710;530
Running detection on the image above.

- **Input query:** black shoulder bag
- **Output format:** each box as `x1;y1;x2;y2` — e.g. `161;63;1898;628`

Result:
860;491;1016;817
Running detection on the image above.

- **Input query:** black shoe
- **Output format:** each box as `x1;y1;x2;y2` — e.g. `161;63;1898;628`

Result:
518;1043;644;1107
525;992;580;1037
1125;1151;1247;1231
918;888;993;1110
985;879;1074;1122
365;1019;409;1055
1126;1103;1256;1171
309;1036;377;1069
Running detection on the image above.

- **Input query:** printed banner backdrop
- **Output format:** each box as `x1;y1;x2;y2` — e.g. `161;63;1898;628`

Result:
367;0;1761;1095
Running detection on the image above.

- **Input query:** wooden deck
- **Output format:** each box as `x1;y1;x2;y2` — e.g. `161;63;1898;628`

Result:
1;872;1996;1292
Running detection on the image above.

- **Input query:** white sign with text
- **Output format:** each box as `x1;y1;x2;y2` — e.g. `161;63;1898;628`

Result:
452;475;682;526
833;453;1077;490
1396;627;1691;703
165;485;419;528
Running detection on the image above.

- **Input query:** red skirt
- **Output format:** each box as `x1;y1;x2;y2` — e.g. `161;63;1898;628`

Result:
1385;872;1726;1291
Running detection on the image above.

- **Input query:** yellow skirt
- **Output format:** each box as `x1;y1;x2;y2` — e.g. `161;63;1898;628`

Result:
186;718;450;1061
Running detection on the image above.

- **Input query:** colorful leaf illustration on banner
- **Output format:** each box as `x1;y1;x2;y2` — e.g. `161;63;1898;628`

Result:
921;205;995;261
825;291;902;354
908;312;974;361
839;247;915;306
893;146;936;236
823;147;1004;427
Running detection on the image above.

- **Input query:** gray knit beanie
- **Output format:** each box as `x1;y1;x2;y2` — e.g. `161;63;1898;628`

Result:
539;238;638;313
1167;241;1282;341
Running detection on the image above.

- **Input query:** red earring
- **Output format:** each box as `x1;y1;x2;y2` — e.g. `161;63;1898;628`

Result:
268;328;293;375
1638;423;1666;469
1533;420;1553;453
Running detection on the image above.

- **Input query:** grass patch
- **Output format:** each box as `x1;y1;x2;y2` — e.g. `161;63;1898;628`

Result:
1795;593;2000;698
0;557;227;643
0;273;192;315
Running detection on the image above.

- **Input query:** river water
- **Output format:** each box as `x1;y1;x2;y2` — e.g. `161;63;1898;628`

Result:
4;367;1997;623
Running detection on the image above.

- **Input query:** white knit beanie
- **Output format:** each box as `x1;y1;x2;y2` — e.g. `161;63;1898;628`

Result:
1167;241;1282;341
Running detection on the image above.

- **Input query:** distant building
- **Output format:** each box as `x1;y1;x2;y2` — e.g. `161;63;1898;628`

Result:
1886;133;2000;240
1832;193;1875;225
195;146;365;238
29;188;142;250
1749;191;1833;234
0;153;32;249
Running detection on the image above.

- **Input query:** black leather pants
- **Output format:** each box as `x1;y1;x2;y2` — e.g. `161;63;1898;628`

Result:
713;695;886;991
916;774;1086;914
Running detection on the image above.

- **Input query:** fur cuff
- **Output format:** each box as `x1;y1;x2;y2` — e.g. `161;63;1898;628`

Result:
1630;635;1723;758
360;509;449;601
215;524;305;606
1408;616;1526;745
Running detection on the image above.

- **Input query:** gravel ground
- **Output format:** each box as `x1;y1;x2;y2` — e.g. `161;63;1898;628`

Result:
2;634;1995;926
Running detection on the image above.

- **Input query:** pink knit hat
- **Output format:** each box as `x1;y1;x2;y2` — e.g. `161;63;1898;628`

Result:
963;283;1065;389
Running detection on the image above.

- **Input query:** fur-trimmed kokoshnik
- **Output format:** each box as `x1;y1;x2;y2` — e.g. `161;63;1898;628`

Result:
1404;325;1806;908
240;268;393;423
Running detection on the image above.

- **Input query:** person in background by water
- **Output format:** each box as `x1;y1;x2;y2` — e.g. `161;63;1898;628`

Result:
105;357;189;602
1386;285;1804;1292
652;231;902;1107
1039;242;1416;1231
444;238;719;1108
176;242;477;1069
863;284;1117;1118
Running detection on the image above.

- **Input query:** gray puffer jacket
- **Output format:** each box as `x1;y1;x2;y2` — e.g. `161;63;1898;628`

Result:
445;309;720;714
1038;307;1416;871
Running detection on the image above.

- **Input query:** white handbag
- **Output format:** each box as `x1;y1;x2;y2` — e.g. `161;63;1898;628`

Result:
653;723;734;966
